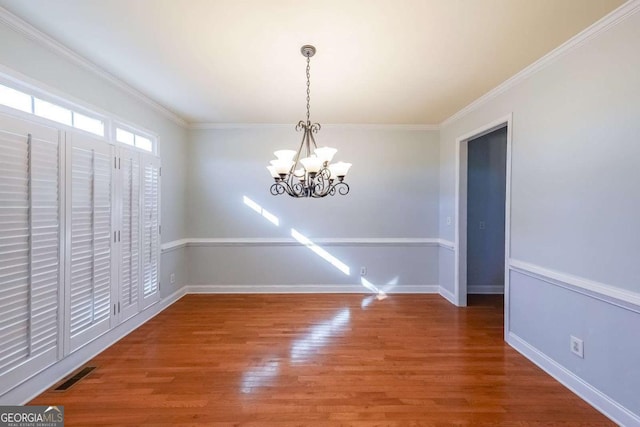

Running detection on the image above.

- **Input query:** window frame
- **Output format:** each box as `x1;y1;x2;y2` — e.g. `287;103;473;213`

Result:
0;80;108;139
0;72;159;155
113;121;157;154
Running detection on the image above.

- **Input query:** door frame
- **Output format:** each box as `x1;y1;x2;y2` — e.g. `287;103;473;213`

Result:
454;113;512;336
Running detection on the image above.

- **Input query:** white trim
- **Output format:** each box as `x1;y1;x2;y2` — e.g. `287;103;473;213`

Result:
0;65;162;155
323;124;440;131
503;119;513;340
189;122;440;131
438;239;455;251
112;121;159;155
0;7;187;128
441;0;640;128
191;123;297;130
187;284;439;294
468;285;504;295
439;286;457;305
454;114;512;309
160;238;190;252
454;133;467;306
161;237;445;252
0;69;110;141
509;259;640;311
188;237;440;246
507;332;640;427
1;288;186;405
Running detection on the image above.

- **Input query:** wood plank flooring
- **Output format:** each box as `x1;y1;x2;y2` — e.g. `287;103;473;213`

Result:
30;294;613;425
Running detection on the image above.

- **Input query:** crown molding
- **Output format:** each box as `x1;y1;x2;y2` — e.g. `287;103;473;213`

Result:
190;123;292;130
440;0;640;128
323;124;439;131
0;6;188;128
189;122;440;131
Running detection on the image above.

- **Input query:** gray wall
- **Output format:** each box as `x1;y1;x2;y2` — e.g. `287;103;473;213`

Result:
467;127;506;293
439;9;640;421
0;20;189;295
186;126;441;292
3;3;639;421
510;270;640;415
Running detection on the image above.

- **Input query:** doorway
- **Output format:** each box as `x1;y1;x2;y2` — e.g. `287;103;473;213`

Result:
467;127;507;295
454;114;512;333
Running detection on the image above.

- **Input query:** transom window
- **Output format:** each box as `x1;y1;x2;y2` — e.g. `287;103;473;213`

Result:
115;127;154;152
0;81;157;153
0;83;106;136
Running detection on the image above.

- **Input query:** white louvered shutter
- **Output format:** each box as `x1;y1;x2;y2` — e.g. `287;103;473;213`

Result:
67;134;112;352
0;114;61;396
140;154;160;309
118;148;141;320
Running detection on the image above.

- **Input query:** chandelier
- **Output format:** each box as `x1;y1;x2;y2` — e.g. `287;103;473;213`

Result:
267;45;351;198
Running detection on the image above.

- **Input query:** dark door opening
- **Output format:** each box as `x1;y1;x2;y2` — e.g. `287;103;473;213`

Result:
466;127;507;297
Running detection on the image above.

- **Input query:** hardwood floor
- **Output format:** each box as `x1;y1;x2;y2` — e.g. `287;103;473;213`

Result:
30;294;613;426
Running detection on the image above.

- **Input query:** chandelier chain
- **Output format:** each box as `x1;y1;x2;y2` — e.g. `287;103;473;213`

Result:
306;56;311;124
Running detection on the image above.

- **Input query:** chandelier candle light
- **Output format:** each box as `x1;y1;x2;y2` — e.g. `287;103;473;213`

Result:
267;45;351;198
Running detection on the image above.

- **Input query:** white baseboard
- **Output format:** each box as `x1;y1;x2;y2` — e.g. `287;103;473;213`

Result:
1;287;187;405
507;332;640;427
439;286;457;304
187;284;440;294
468;285;504;294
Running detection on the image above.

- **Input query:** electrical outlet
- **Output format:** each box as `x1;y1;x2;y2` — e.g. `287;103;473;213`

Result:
360;267;367;276
170;273;176;284
570;335;584;358
479;221;486;230
446;216;452;226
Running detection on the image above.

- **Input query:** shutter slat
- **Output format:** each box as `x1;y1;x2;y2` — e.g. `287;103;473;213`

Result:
68;139;111;350
121;141;140;317
0;120;60;377
141;158;160;303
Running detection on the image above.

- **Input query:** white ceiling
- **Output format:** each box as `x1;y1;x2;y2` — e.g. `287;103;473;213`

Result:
0;0;624;125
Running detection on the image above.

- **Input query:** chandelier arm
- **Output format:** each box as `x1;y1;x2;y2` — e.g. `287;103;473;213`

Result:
306;127;314;158
275;178;308;198
271;181;291;196
291;180;306;197
270;182;282;196
334;182;350;196
291;123;309;175
308;129;319;152
307;167;330;198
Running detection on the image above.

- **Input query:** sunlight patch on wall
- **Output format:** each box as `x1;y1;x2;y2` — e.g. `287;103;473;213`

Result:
243;195;280;226
290;228;350;275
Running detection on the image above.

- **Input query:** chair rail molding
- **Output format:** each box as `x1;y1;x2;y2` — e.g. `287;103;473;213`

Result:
161;237;452;252
509;259;640;311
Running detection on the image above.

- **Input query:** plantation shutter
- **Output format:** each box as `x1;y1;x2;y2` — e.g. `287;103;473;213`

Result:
118;148;140;320
0;114;60;395
67;134;112;352
140;154;160;308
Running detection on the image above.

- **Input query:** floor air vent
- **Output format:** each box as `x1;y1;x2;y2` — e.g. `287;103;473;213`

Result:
52;366;96;392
